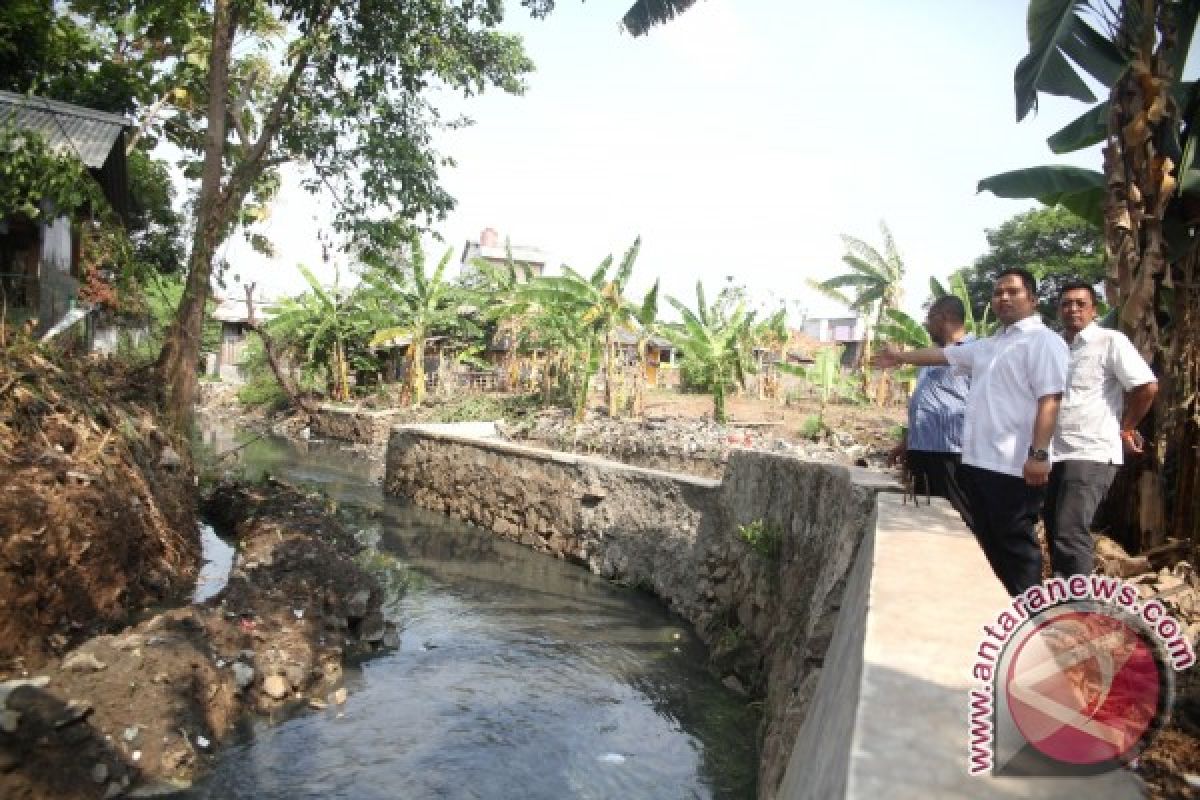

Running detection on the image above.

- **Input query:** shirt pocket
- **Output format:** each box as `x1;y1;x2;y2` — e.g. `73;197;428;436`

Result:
1068;352;1104;391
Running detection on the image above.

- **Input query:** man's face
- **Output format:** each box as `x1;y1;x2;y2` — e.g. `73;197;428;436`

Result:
992;274;1037;325
1059;288;1097;335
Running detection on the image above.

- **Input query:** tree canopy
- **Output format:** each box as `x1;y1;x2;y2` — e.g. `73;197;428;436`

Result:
951;206;1105;320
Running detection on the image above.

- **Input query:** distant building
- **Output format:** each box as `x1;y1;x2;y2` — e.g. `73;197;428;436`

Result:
0;90;132;342
459;227;550;283
801;315;866;344
801;314;867;367
208;289;280;383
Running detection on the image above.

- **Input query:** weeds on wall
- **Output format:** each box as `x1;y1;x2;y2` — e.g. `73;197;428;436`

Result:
737;518;782;560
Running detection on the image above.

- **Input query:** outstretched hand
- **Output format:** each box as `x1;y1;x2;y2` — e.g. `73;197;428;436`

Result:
872;346;904;369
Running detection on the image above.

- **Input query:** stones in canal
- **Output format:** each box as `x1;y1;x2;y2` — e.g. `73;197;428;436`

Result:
232;663;255;691
262;675;289;700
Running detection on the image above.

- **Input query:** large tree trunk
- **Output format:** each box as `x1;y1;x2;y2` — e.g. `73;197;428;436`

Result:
156;0;236;427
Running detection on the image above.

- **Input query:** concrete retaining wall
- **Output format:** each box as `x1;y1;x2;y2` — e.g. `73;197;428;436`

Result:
384;423;890;797
383;423;1142;800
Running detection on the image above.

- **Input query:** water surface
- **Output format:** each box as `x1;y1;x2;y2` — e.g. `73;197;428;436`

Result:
183;429;758;799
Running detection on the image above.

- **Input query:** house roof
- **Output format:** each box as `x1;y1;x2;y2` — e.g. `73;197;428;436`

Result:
210;294;280;324
611;329;673;348
461;241;549;266
0;90;131;169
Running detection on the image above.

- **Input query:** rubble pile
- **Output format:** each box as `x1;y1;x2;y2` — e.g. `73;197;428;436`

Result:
500;408;883;478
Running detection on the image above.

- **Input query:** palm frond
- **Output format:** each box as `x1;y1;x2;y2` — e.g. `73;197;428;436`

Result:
621;0;699;37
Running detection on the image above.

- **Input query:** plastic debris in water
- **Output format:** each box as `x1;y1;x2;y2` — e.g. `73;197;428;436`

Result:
598;753;626;764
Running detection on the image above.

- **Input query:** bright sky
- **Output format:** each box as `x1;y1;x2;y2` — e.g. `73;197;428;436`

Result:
222;0;1110;321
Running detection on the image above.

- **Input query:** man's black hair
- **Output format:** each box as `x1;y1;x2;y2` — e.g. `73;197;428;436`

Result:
996;267;1037;298
1058;279;1099;306
929;294;966;324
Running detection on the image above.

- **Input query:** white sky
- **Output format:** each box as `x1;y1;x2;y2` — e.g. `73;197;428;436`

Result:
219;0;1114;321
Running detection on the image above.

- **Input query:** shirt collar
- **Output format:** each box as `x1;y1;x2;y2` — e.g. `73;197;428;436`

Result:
1071;321;1100;344
1003;314;1044;335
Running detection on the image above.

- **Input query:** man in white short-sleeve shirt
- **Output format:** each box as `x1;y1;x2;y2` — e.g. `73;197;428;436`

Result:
876;269;1068;596
1045;281;1158;577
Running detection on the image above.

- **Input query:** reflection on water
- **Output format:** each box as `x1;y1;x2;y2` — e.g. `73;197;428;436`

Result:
183;428;758;799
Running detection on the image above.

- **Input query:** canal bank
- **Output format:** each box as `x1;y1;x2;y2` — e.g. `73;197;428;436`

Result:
384;422;1144;800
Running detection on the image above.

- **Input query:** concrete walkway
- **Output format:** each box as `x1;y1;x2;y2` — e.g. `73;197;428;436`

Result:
845;493;1142;799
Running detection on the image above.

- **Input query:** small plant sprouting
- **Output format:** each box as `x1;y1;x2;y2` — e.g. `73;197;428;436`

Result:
737;518;782;560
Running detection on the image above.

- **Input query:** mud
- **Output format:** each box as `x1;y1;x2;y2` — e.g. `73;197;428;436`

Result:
0;462;389;799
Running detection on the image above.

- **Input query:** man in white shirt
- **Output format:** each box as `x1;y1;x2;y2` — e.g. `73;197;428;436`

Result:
1045;281;1158;577
875;268;1069;596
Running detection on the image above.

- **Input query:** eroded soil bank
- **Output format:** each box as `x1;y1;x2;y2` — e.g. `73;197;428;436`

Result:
1;345;390;800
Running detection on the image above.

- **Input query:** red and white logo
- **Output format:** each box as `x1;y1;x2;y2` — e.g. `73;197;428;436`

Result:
1001;605;1169;769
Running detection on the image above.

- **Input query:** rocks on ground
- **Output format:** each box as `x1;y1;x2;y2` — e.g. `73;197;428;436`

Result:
1094;535;1200;800
499;407;884;478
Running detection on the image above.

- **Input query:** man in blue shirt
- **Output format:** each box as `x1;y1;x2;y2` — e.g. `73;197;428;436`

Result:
890;295;973;529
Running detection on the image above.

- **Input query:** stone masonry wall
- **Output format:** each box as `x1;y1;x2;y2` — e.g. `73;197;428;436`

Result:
312;406;401;444
384;425;890;799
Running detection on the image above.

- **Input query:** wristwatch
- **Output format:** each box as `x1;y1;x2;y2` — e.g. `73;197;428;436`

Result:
1027;447;1049;462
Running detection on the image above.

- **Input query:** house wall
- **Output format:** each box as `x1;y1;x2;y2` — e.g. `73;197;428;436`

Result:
37;216;77;336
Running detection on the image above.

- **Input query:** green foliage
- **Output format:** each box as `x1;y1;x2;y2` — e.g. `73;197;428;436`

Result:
944;206;1105;320
422;393;541;423
808;220;906;331
662;280;758;424
0;126;104;221
737;518;782;560
798;414;827;440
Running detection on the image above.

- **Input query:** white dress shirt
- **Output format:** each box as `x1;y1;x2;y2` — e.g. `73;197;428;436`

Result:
943;315;1068;477
1051;322;1156;465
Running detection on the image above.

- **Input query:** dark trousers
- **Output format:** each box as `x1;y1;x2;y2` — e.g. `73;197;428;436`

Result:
1043;460;1118;578
959;464;1045;596
906;450;974;532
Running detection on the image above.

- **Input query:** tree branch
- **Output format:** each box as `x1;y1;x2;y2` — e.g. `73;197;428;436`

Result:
243;282;317;418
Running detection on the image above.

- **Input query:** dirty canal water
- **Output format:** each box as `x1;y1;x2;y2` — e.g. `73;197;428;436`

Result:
184;428;759;799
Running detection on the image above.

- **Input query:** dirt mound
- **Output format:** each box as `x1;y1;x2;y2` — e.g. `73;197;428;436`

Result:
0;340;199;669
0;477;389;799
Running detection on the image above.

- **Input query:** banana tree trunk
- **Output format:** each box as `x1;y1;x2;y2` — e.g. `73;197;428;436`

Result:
332;341;350;402
632;339;648;417
712;381;727;424
1099;12;1175;552
604;332;618;417
406;334;427;408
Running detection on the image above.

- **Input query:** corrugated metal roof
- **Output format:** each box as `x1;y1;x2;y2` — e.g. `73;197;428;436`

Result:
0;90;130;169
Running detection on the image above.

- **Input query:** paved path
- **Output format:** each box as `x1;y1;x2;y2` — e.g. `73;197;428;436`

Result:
846;493;1142;799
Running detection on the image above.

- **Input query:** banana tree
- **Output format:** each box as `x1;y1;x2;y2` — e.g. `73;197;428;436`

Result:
978;0;1200;549
362;238;457;408
520;238;643;418
929;274;995;337
267;264;356;402
469;240;536;390
808;221;907;404
629;280;661;417
778;345;849;432
662;280;757;424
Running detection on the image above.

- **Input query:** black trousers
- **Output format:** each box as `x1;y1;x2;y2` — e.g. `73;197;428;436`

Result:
959;464;1045;596
906;450;974;532
1043;460;1118;578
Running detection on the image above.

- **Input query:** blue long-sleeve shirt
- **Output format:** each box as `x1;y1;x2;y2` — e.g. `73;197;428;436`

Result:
907;336;972;453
